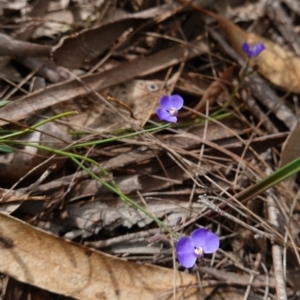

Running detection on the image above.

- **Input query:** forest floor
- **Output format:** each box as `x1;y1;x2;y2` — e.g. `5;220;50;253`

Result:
0;0;299;299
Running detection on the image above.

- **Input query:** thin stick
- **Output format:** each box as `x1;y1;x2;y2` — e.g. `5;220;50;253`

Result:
243;253;262;300
266;185;287;300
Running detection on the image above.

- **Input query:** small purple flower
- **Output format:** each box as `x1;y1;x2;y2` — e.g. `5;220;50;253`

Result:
176;228;219;268
156;94;183;123
242;42;265;58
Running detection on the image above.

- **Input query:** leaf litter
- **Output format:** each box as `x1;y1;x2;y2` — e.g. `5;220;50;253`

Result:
0;0;299;299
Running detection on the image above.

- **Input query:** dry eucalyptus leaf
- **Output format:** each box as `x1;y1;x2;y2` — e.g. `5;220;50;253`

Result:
106;79;167;126
57;79;166;131
280;121;300;187
0;212;200;300
0;33;51;57
52;2;179;68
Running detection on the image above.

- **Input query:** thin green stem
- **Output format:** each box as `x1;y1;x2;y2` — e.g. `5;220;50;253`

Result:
0;111;77;140
4;137;177;238
72;157;177;237
70;123;171;149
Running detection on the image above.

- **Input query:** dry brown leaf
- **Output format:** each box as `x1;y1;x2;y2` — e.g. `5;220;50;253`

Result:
192;4;300;93
0;212;201;300
280;122;300;168
0;38;208;127
0;33;51;57
52;79;166;130
280;121;300;187
106;79;167;126
52;2;179;68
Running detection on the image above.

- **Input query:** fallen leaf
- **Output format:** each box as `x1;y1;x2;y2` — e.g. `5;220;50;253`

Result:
106;79;167;126
52;79;167;131
280;120;300;187
0;212;201;300
0;33;51;57
52;2;180;68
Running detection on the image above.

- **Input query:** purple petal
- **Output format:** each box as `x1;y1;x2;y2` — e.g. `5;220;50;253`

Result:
156;108;168;120
176;236;197;268
242;42;265;58
242;42;250;56
252;43;265;56
160;95;172;110
156;108;177;122
165;115;177;123
191;228;219;254
169;94;184;110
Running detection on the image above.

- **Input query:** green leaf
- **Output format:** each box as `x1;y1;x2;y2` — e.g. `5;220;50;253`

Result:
0;144;14;153
0;100;9;107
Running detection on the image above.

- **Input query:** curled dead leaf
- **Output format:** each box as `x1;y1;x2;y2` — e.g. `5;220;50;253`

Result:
0;212;201;300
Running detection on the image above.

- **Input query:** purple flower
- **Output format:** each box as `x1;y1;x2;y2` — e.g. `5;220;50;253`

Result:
156;94;183;123
176;228;219;268
242;42;265;58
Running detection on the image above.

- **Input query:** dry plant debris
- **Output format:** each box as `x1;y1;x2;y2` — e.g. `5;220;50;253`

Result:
0;0;299;299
